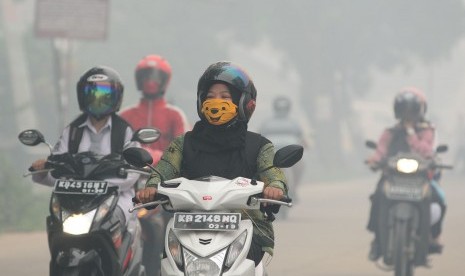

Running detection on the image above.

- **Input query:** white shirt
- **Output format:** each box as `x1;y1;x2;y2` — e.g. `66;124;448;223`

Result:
32;115;140;221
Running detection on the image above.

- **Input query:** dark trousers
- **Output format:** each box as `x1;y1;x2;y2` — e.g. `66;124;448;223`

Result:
246;238;265;266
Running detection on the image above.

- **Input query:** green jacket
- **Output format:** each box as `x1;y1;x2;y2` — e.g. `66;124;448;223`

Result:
146;134;287;255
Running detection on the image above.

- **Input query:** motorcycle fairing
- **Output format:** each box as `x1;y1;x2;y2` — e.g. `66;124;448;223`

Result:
162;220;256;276
159;176;264;211
52;187;118;218
49;231;122;276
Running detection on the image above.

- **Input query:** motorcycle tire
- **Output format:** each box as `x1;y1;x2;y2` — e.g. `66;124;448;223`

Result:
394;221;414;276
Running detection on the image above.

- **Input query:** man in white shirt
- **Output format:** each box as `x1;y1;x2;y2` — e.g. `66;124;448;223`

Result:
31;66;139;224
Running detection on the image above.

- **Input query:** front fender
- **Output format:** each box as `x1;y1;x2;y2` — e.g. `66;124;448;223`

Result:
391;202;417;221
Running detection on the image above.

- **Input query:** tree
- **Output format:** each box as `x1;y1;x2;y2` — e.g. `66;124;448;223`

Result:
0;156;48;232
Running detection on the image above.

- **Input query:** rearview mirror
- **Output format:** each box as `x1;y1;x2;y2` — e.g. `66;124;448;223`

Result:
436;144;448;153
123;147;153;168
273;145;304;168
132;128;161;144
365;140;377;149
18;129;46;146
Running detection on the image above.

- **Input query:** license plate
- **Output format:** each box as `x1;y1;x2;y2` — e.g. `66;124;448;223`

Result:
386;184;423;201
54;180;108;195
173;213;241;231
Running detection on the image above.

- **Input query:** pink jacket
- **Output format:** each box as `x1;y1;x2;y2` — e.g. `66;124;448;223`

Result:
369;122;435;163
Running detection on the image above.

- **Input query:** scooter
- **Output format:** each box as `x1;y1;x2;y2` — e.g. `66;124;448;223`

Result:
123;144;303;276
19;128;160;276
365;141;452;276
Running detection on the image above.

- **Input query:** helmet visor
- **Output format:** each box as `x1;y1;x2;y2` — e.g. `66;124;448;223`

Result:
215;66;251;92
83;81;118;117
138;68;169;84
396;100;421;120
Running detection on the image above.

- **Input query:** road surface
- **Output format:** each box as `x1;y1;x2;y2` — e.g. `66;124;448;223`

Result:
1;174;464;276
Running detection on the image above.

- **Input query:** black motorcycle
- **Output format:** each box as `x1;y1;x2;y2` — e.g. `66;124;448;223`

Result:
366;141;451;276
19;128;160;276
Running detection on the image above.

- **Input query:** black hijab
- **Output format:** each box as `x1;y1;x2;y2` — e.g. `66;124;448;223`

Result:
189;119;247;153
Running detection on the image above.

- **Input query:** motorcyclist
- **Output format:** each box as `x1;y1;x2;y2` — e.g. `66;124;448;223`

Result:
120;54;189;162
119;55;189;275
365;87;446;260
136;61;288;267
260;96;310;148
260;96;308;203
30;66;140;226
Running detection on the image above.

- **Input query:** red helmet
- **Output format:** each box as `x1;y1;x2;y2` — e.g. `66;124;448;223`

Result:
135;55;172;98
393;87;427;121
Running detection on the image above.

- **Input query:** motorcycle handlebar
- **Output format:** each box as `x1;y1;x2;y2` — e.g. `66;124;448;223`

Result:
130;193;170;213
129;195;169;213
365;158;453;172
125;168;151;176
434;164;454;170
129;193;293;214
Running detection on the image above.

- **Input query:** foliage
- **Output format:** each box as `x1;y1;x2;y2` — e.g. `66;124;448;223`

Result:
0;156;49;232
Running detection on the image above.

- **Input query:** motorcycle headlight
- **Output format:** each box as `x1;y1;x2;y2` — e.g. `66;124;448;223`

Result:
94;195;115;223
168;229;183;268
184;247;227;276
225;231;247;268
62;209;97;235
396;158;419;174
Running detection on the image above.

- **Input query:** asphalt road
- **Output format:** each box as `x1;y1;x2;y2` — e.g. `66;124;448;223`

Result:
1;174;464;276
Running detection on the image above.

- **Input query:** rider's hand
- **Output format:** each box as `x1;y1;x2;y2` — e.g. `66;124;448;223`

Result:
365;158;379;171
31;159;47;171
136;187;158;203
263;186;284;205
403;121;414;129
403;121;415;135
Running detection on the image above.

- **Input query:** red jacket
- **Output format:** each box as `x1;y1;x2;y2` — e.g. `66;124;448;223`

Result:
120;98;189;153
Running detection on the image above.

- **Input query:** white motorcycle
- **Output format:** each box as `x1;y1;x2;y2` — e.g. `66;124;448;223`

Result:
123;145;303;276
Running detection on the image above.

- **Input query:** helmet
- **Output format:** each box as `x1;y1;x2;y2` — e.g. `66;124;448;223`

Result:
77;66;124;120
197;61;257;122
135;55;172;97
393;87;427;121
273;96;291;117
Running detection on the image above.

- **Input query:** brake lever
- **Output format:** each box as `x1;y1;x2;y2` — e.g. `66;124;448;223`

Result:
248;197;293;207
129;200;169;213
130;194;170;213
23;169;54;177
